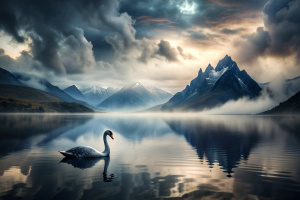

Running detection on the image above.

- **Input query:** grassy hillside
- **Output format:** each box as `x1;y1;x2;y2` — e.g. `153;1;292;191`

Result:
0;85;94;113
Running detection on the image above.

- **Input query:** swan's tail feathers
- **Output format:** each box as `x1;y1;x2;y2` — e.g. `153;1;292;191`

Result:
59;151;75;157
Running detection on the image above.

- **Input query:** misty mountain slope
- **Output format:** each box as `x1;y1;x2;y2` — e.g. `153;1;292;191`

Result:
285;76;300;97
98;83;172;111
0;84;93;113
162;55;262;111
259;76;300;98
81;86;119;106
261;91;300;115
0;84;63;102
0;67;23;86
13;73;95;110
64;85;86;101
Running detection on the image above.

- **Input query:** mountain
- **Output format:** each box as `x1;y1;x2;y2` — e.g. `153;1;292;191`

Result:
0;68;23;86
98;83;172;112
81;86;119;106
260;76;300;98
261;91;300;114
162;55;262;111
285;76;300;99
13;73;95;110
0;84;93;113
64;85;85;101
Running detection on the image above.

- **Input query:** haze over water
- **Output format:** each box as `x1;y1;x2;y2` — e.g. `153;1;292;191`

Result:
0;114;300;200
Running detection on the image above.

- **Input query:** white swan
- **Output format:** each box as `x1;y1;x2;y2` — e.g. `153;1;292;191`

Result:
59;130;114;157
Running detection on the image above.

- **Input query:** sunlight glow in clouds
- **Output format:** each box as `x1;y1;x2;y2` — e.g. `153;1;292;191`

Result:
178;0;197;15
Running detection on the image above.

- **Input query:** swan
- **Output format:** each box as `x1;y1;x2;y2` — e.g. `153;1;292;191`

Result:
59;130;114;157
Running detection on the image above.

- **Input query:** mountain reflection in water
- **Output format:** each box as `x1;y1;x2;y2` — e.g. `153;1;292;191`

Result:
0;114;300;200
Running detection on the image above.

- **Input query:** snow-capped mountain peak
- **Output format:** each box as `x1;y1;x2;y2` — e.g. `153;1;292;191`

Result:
162;55;262;111
98;83;172;112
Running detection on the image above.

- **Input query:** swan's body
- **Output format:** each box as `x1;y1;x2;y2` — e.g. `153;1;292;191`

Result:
59;130;114;158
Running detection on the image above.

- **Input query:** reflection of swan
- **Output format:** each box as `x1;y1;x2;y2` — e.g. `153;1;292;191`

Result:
59;130;114;157
60;156;114;182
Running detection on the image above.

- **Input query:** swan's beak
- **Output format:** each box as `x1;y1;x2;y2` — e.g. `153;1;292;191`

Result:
110;134;114;140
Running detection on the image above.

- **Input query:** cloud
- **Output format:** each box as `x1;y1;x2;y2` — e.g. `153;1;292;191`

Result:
208;0;269;11
0;48;41;73
220;28;245;35
187;30;212;40
201;78;291;114
0;0;139;74
236;0;300;64
235;27;271;63
120;0;263;39
136;16;172;24
177;46;193;60
58;28;96;73
201;95;275;114
156;40;179;62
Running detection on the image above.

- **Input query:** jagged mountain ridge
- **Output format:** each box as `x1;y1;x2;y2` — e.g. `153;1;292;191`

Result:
162;55;262;111
81;86;119;106
64;85;86;102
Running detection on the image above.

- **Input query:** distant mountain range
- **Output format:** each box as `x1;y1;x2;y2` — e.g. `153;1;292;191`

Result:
0;67;172;112
0;68;93;112
0;84;93;113
98;82;172;112
13;73;95;110
1;54;300;113
162;55;262;111
261;91;300;114
63;85;119;107
81;86;119;106
64;85;86;102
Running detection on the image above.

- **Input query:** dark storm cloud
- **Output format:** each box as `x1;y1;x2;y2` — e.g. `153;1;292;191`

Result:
235;27;271;63
263;0;300;59
0;0;136;74
84;28;115;62
236;0;300;63
157;40;178;62
0;6;24;43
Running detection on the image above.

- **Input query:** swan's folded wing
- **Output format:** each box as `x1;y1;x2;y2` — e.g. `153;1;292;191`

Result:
66;146;99;157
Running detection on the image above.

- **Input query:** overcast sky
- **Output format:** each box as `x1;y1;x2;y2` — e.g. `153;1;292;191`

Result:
0;0;299;93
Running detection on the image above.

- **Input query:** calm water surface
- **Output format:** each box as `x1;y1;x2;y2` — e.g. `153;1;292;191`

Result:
0;114;300;200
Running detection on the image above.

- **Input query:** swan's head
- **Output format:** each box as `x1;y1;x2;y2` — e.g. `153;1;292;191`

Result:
105;130;114;140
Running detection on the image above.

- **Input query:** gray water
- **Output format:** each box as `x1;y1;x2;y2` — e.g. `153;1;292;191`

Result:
0;114;300;200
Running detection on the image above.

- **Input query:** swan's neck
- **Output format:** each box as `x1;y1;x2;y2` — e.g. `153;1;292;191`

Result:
102;134;110;155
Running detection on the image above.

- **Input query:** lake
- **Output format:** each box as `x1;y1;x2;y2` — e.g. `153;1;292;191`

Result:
0;114;300;200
